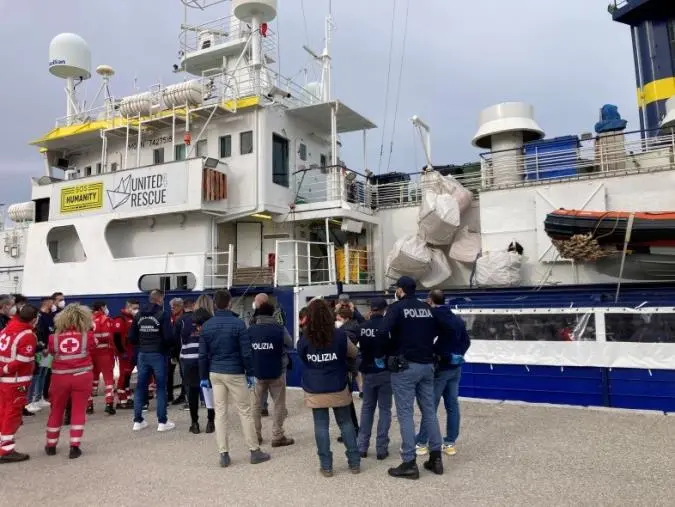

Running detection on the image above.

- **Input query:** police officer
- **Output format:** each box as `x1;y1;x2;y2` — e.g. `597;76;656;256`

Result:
355;298;392;460
382;276;444;479
128;289;175;433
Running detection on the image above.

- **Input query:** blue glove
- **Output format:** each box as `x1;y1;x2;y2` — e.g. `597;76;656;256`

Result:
246;376;256;389
375;357;386;369
200;379;211;389
450;354;465;365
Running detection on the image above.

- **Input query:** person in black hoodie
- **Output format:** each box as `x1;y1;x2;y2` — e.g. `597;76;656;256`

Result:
0;294;13;330
25;297;54;414
335;306;360;442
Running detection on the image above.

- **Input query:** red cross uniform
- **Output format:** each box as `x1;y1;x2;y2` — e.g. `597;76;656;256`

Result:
46;329;95;452
0;319;37;457
91;311;115;407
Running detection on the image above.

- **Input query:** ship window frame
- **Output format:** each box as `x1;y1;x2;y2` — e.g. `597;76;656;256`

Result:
153;147;165;165
219;135;232;158
298;142;307;161
46;225;87;264
138;272;197;292
175;144;186;161
96;163;102;174
240;130;254;155
84;166;92;177
111;162;118;172
272;133;290;188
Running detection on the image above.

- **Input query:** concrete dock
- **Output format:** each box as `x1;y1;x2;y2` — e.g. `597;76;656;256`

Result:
3;390;673;507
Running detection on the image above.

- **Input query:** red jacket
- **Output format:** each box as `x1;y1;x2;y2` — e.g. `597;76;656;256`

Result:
112;311;134;358
92;311;113;354
0;319;37;383
49;329;95;375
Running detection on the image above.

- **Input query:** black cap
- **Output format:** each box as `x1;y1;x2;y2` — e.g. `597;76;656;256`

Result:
370;298;388;311
395;276;416;294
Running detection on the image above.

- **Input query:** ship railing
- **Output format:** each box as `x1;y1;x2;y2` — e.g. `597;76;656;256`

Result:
179;14;278;61
55;101;125;129
274;240;336;287
203;245;234;290
480;128;675;190
610;1;628;10
336;244;374;286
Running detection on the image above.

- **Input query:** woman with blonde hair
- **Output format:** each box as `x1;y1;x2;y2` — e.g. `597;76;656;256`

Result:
195;294;215;316
45;304;96;459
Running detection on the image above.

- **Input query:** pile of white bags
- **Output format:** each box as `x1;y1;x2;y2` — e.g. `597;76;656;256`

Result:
417;190;461;246
449;226;482;263
474;251;522;287
420;247;453;288
386;235;432;280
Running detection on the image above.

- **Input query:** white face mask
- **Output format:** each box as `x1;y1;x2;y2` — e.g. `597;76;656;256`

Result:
57;300;66;309
104;307;110;316
131;308;139;316
9;306;17;316
335;320;344;328
51;304;57;313
252;302;257;310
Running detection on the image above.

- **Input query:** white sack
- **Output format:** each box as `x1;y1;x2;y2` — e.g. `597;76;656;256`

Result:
449;226;482;263
417;190;461;246
386;235;432;280
474;251;522;287
420;247;453;288
421;171;473;212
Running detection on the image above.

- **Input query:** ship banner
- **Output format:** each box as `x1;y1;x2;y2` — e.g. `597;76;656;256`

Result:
53;160;193;218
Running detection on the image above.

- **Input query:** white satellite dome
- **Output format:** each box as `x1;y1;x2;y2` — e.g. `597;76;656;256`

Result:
49;33;92;80
233;0;277;23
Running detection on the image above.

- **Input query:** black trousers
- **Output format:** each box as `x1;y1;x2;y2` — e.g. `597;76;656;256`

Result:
349;400;359;433
168;360;186;400
187;386;214;424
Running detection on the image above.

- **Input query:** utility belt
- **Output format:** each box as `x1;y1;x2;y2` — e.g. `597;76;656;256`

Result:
387;355;410;373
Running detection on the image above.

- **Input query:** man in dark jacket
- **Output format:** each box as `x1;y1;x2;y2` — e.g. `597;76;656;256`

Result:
129;289;175;433
199;289;270;468
415;290;471;458
0;294;13;330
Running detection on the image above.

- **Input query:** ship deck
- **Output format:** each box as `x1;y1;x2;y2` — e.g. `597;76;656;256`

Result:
5;389;673;506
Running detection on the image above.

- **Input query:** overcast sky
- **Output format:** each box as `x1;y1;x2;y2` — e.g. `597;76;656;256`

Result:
0;0;637;210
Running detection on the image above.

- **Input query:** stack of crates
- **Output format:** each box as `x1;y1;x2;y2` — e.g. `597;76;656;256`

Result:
336;248;369;283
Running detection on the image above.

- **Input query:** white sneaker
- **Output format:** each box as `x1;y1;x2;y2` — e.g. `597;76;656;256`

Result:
415;444;429;456
157;421;176;432
37;399;51;408
26;402;42;413
132;420;149;431
442;443;457;456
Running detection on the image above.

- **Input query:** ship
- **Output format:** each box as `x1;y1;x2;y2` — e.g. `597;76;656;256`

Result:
1;0;674;411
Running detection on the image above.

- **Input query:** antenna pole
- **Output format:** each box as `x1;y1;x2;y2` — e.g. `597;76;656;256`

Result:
65;77;76;126
322;6;333;101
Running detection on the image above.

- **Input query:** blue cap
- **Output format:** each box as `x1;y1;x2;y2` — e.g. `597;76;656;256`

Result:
396;276;416;293
370;298;388;311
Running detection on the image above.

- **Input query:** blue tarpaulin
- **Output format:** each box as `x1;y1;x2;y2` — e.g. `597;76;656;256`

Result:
595;104;628;133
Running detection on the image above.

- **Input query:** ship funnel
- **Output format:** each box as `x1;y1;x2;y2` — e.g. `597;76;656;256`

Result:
472;102;544;186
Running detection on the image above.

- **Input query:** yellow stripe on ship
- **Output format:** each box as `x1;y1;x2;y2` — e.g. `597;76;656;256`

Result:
637;77;675;108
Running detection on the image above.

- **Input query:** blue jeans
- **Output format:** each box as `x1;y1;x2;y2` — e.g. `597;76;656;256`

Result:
311;405;360;471
416;367;461;445
391;362;442;462
27;366;49;403
134;352;168;424
357;371;392;455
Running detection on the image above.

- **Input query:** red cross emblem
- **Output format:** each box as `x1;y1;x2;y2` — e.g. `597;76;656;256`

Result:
0;334;10;352
60;337;80;354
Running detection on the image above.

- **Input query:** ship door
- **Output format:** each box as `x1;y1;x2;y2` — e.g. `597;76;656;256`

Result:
236;222;263;268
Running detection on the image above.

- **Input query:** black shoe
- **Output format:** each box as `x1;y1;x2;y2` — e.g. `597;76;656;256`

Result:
360;451;368;458
423;450;444;475
104;404;116;415
337;436;344;443
22;408;34;417
0;450;30;463
377;451;389;460
388;460;420;480
189;422;201;435
171;396;186;406
261;408;269;417
86;405;94;415
205;420;215;434
69;446;82;459
45;446;56;456
271;437;295;448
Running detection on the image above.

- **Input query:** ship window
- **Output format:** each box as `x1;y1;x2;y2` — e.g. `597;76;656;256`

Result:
467;312;596;341
153;148;165;165
320;154;327;169
175;144;186;161
46;225;86;263
272;134;290;188
196;139;208;158
84;166;92;177
606;313;675;343
138;272;196;292
240;131;254;155
111;162;118;172
96;163;102;174
34;198;50;223
219;135;232;158
299;143;307;161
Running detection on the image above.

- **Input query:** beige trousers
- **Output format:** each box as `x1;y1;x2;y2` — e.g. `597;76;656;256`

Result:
253;373;288;442
209;372;259;454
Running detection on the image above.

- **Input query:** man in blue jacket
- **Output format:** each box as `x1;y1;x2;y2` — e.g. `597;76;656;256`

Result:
415;290;471;458
129;289;175;432
199;289;270;468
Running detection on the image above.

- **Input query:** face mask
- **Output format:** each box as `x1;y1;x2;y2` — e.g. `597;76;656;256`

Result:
131;309;139;316
104;308;110;316
9;306;17;316
58;300;66;309
252;302;257;310
335;320;344;328
51;304;57;313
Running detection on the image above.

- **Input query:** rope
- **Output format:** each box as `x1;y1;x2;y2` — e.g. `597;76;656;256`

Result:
551;234;612;262
377;0;398;174
385;0;411;173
